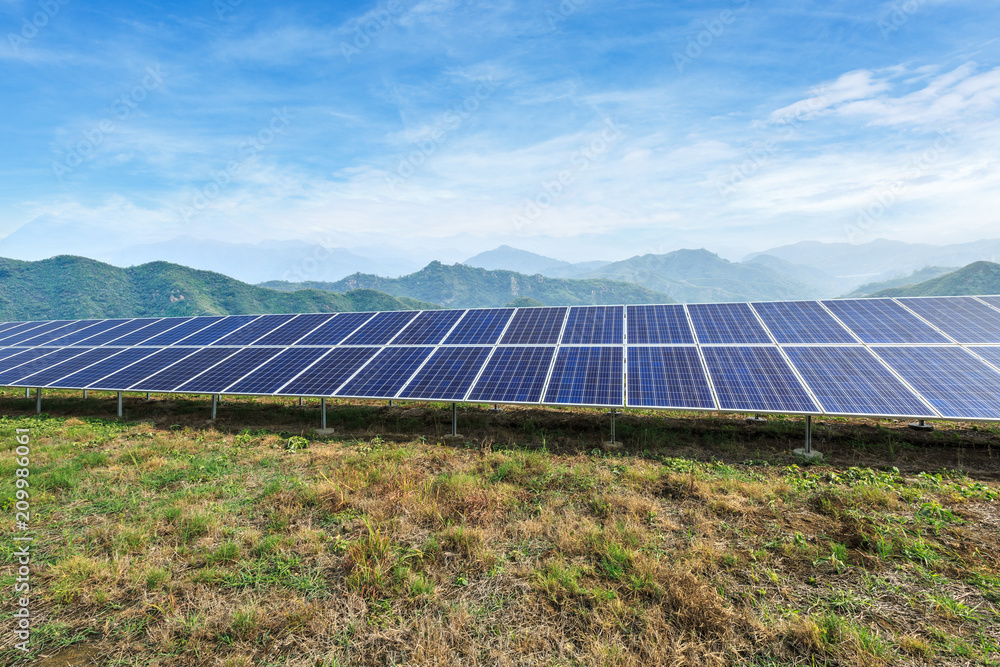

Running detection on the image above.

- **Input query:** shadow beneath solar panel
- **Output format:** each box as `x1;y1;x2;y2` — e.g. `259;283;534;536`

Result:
2;390;1000;480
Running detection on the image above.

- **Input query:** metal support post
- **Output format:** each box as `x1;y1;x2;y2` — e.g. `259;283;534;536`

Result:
908;418;933;431
389;399;394;406
299;397;303;406
211;394;218;420
24;387;29;398
83;389;88;399
35;388;41;414
117;392;123;418
452;403;458;437
611;408;616;444
321;397;327;430
804;415;812;454
146;392;151;400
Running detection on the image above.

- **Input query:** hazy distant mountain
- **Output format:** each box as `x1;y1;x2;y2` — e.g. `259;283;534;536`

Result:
260;261;673;308
867;262;1000;297
463;245;610;278
844;266;957;298
0;255;434;321
743;254;840;295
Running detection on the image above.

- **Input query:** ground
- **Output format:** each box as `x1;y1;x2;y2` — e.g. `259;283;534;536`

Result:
0;389;998;666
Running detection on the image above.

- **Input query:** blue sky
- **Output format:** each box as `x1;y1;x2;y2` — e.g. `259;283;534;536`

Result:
1;0;998;265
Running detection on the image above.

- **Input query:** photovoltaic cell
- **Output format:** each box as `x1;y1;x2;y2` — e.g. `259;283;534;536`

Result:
499;308;566;345
626;305;695;345
253;313;335;345
226;347;330;395
896;297;1000;343
390;310;466;345
11;347;124;387
820;299;949;344
334;347;433;398
107;317;192;346
279;347;380;396
45;348;164;388
175;347;286;393
0;322;50;343
783;346;932;417
0;348;61;375
873;347;1000;420
48;319;133;345
10;321;91;346
0;348;33;362
467;346;555;403
0;348;85;384
210;314;297;346
174;315;260;346
543;346;623;406
341;311;419;345
561;306;623;345
399;347;492;401
968;346;1000;372
71;318;161;346
751;301;856;344
702;346;818;413
295;313;374;345
979;296;1000;311
128;347;240;391
626;346;715;409
139;317;224;345
688;303;772;344
87;348;200;390
442;308;513;345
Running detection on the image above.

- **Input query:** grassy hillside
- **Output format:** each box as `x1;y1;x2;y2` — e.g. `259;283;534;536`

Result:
870;261;1000;297
0;256;436;321
260;260;674;307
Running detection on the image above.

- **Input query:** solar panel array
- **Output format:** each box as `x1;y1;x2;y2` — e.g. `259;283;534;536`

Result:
3;295;1000;420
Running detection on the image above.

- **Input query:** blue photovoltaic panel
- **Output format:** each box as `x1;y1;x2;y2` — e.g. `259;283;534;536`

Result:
334;346;433;398
874;347;1000;420
175;347;286;393
226;347;330;394
702;346;818;413
968;346;1000;371
295;312;374;345
561;306;623;345
107;317;191;346
399;346;493;401
0;348;61;374
279;347;380;396
979;296;1000;310
128;347;240;391
442;308;513;345
45;348;164;388
0;348;85;384
139;317;225;345
0;348;33;362
6;321;85;346
174;315;260;346
627;305;695;345
253;313;335;345
752;301;856;344
0;322;22;334
784;346;932;417
210;314;297;346
467;346;555;403
341;311;419;345
896;297;1000;344
390;310;465;345
0;322;49;343
47;319;133;345
688;303;772;344
87;348;200;390
543;346;623;406
626;346;715;409
12;347;124;387
70;318;161;346
499;308;566;345
821;299;948;344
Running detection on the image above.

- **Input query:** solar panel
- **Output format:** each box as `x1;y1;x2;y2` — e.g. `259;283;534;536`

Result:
967;346;1000;372
0;321;51;344
499;308;566;345
626;305;695;345
279;347;380;396
0;348;34;362
626;346;716;409
139;317;225;345
896;297;1000;344
543;346;623;406
295;312;374;345
87;348;201;390
44;348;165;388
688;303;772;344
210;314;298;346
225;347;330;395
13;320;97;346
783;346;933;417
821;299;949;344
702;346;818;413
752;301;856;344
334;346;433;398
173;315;261;346
10;347;125;388
398;346;493;401
340;311;419;345
106;317;192;346
390;310;466;345
467;346;556;403
442;308;514;345
561;306;623;345
127;347;241;391
978;296;1000;311
873;346;1000;419
174;347;286;393
71;318;162;346
0;348;62;375
0;348;87;385
253;313;335;345
48;319;134;346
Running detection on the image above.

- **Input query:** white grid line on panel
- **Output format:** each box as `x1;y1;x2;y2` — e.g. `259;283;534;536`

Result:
683;304;721;411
